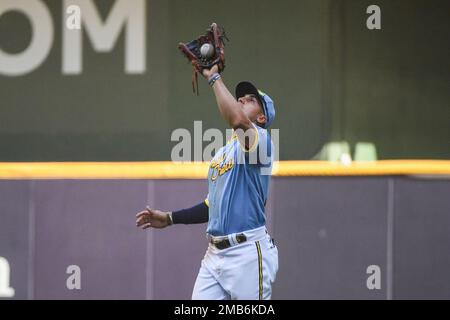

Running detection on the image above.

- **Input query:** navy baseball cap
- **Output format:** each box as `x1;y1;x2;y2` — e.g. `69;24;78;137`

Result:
235;81;275;128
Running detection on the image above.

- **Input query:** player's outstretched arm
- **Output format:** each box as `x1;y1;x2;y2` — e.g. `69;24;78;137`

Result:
136;201;208;230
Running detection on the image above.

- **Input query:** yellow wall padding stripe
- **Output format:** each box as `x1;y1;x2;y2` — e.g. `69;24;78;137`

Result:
272;160;450;176
0;161;209;180
0;160;449;180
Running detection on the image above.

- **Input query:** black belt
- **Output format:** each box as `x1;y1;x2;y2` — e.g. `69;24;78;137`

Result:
210;233;247;250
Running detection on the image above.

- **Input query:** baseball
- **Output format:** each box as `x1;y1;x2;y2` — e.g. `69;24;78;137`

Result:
200;43;214;58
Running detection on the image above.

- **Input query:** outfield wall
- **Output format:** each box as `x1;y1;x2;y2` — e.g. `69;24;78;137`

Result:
1;173;449;299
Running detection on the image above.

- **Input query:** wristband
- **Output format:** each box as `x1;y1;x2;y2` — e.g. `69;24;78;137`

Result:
208;73;221;86
166;212;173;226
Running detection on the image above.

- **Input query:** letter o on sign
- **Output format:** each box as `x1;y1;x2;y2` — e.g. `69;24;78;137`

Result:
0;0;54;76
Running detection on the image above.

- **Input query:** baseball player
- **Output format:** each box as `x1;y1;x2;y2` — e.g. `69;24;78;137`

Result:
136;64;278;300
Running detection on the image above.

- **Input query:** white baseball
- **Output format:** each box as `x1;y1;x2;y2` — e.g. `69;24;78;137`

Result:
200;43;214;58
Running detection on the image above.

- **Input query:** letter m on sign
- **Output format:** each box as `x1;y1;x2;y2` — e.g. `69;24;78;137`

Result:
63;0;146;74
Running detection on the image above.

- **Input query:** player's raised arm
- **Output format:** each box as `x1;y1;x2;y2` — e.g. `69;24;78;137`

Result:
203;66;252;130
203;66;258;151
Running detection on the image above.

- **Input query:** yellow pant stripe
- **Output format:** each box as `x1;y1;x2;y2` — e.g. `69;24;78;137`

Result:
255;241;263;300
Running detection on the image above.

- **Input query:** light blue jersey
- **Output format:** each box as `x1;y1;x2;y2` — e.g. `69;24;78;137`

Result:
206;125;273;236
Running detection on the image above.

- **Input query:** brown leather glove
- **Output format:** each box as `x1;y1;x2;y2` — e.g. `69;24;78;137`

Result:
178;22;229;95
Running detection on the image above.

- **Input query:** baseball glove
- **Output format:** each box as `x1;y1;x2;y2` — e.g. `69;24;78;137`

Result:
178;22;229;95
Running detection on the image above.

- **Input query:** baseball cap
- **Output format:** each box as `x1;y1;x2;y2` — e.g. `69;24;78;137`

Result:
235;81;275;128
